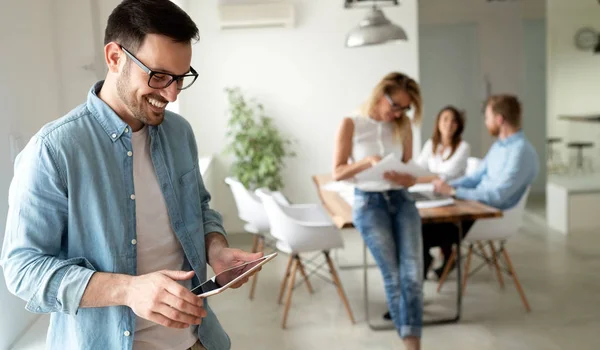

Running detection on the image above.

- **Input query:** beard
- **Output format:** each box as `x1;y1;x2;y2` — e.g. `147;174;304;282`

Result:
487;124;500;137
116;63;166;126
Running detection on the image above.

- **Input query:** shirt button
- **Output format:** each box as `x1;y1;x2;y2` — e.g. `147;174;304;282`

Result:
130;194;136;200
131;239;137;245
127;151;133;157
125;128;129;133
111;133;117;139
124;330;131;337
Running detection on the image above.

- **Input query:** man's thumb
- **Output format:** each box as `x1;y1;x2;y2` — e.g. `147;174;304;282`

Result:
161;270;196;281
234;250;264;262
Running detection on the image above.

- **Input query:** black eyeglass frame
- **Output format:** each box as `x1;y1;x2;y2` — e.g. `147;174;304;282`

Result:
384;93;411;112
120;45;198;90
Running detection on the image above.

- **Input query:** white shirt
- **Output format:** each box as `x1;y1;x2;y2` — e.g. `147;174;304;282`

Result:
350;116;404;192
131;127;198;350
416;139;470;181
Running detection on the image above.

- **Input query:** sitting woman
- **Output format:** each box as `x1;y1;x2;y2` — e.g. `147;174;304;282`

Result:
416;106;470;183
332;72;423;350
418;106;470;279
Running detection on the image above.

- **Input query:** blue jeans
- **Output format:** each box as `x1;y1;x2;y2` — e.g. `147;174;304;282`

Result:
352;188;423;338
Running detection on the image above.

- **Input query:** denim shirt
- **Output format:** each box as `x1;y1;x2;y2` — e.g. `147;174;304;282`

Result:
1;82;231;350
449;130;539;210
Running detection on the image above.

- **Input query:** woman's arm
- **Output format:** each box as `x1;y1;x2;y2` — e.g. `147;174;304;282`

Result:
416;175;439;184
332;117;378;181
415;139;438;183
439;142;471;181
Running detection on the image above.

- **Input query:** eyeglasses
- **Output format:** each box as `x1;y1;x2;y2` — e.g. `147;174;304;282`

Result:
385;93;411;112
120;46;198;90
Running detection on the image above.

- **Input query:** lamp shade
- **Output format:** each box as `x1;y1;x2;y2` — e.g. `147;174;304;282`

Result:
345;7;407;48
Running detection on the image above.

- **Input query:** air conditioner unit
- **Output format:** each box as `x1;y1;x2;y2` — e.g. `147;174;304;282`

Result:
218;1;295;29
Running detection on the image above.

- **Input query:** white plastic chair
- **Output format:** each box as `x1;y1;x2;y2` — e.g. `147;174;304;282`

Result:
256;189;355;329
437;187;532;312
224;177;289;299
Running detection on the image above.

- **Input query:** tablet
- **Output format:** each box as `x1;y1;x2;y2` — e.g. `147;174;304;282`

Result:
191;252;278;297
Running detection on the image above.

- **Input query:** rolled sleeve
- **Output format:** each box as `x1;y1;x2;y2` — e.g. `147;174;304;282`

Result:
56;263;96;315
1;136;96;315
454;187;484;203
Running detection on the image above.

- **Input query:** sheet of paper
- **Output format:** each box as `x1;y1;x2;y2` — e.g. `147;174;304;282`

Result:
322;180;454;209
415;198;455;209
355;154;434;182
408;183;435;193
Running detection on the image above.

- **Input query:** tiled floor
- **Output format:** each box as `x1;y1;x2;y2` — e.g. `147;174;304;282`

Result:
211;214;600;350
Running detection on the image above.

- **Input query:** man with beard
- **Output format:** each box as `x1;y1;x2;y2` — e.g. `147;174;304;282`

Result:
421;94;539;279
1;1;260;349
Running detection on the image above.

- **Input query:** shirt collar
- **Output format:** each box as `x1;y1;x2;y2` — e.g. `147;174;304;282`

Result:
498;130;523;146
86;81;130;142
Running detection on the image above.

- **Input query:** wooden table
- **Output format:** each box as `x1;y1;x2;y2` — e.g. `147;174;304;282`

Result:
312;174;502;329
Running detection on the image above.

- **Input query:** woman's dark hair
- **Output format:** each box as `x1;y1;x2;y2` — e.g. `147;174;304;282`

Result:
431;106;465;160
104;0;200;53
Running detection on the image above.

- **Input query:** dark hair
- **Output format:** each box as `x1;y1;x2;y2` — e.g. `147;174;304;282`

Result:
431;105;465;160
104;0;200;53
486;94;522;128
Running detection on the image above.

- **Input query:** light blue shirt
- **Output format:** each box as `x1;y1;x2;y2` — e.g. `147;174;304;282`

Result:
1;82;231;350
449;131;539;210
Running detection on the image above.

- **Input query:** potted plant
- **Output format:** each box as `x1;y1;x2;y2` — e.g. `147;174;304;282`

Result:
223;87;295;191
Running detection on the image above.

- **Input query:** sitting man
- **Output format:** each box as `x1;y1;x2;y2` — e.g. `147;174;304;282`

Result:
423;94;539;278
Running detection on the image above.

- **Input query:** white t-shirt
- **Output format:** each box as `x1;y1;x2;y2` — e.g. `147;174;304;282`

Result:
416;139;470;181
131;127;198;350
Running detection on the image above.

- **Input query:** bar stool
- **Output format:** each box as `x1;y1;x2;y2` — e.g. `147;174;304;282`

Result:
567;141;594;173
546;137;564;174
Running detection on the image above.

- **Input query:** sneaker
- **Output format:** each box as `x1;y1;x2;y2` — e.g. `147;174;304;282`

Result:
434;259;456;280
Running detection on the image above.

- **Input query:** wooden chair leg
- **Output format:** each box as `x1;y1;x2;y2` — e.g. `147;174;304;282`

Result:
250;234;260;253
324;251;355;324
437;247;457;293
476;241;494;271
489;241;505;289
462;245;474;294
297;259;314;294
249;236;265;300
502;248;532;312
278;255;294;304
282;258;299;329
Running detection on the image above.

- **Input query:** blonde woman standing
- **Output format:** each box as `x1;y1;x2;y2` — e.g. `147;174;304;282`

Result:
332;72;423;350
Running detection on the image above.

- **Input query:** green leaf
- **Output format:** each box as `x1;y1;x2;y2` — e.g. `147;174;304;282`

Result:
223;86;296;191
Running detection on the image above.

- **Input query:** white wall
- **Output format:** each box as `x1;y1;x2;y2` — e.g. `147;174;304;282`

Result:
419;23;483;158
0;1;63;348
181;0;420;232
53;0;121;114
547;0;600;166
419;0;547;194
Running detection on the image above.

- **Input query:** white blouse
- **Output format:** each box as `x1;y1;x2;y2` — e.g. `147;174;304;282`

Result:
416;139;470;181
350;116;403;192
